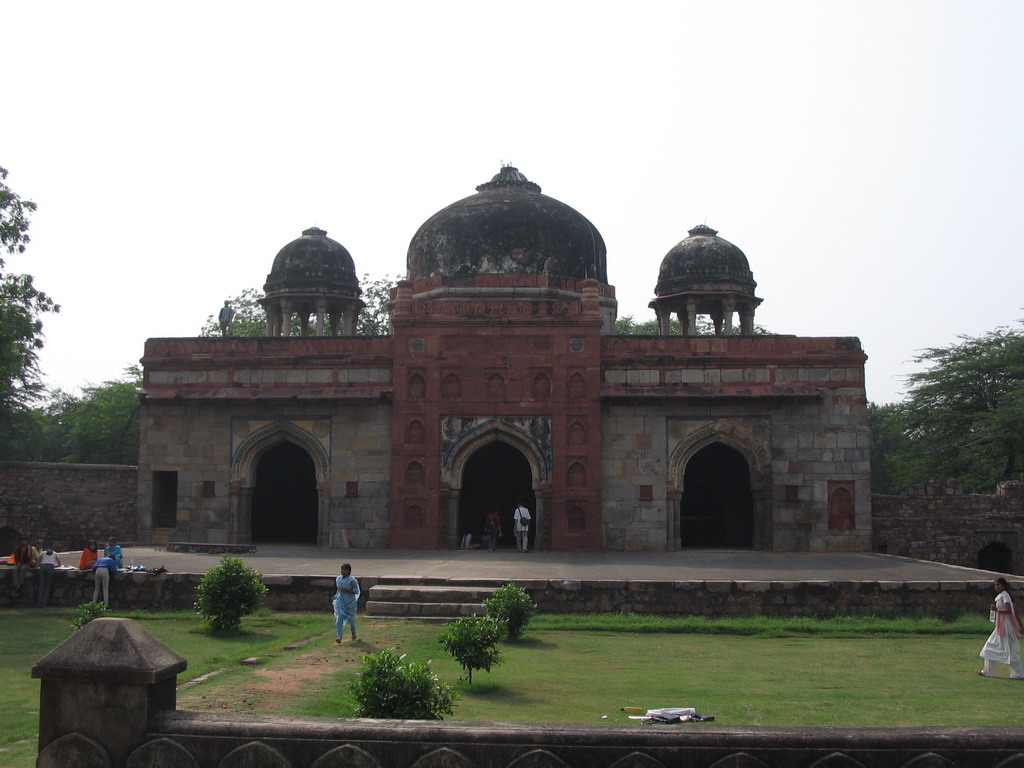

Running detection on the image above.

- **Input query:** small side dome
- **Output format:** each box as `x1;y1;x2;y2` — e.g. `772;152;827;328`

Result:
264;226;360;298
261;227;364;337
407;166;607;283
650;225;762;336
655;224;757;297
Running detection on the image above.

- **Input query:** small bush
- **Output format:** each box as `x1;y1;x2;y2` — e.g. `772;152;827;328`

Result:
438;615;503;684
348;647;456;719
71;601;107;632
195;554;269;631
484;582;537;640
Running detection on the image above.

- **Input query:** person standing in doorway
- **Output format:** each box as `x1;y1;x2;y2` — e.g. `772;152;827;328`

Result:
36;545;61;607
513;502;532;553
333;563;360;642
978;577;1024;679
485;508;502;552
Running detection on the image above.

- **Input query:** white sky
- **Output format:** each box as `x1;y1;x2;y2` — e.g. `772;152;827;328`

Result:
4;1;1022;405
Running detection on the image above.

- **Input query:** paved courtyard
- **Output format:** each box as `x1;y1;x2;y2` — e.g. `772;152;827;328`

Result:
112;545;1012;582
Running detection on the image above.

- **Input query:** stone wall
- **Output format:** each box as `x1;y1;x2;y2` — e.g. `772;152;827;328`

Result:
600;335;871;554
873;480;1024;572
2;568;1012;619
32;618;1024;768
0;461;137;552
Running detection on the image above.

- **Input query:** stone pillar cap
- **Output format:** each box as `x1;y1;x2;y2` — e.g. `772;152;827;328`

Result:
32;618;187;684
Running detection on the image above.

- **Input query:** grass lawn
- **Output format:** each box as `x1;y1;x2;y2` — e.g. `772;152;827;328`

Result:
1;610;1020;768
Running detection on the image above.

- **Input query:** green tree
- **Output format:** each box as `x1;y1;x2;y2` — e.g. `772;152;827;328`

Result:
195;554;269;631
898;323;1024;493
0;167;60;420
437;615;503;684
484;582;537;641
0;166;36;256
348;648;456;719
199;275;398;337
64;368;142;464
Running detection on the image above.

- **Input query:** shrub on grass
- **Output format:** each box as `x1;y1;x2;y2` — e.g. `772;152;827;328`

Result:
348;647;455;719
71;601;106;632
438;615;503;684
484;582;537;640
195;554;268;631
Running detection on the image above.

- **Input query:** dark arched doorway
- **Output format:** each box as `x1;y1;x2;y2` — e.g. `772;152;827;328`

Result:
680;442;753;548
252;441;318;543
978;542;1014;574
459;441;534;550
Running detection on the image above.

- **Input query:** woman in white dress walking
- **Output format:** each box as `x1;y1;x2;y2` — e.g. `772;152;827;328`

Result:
978;577;1024;679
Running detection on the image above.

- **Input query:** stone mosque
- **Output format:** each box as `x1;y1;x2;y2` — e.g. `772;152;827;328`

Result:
136;166;870;552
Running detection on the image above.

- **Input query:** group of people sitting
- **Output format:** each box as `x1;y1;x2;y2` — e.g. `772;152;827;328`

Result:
9;536;125;608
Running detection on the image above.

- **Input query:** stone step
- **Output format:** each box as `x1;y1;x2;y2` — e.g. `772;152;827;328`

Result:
365;601;487;618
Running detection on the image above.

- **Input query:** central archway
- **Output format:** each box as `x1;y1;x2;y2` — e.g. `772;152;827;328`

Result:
458;441;534;550
680;442;753;548
252;442;318;543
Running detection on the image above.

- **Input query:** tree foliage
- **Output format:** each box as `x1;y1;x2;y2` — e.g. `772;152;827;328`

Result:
437;615;503;684
199;275;398;337
0;167;60;419
614;313;769;335
348;648;456;719
0;166;36;258
484;582;537;641
893;324;1024;493
0;368;141;464
195;554;269;631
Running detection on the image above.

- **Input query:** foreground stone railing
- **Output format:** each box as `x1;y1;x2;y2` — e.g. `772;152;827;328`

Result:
32;618;1024;768
2;568;1017;619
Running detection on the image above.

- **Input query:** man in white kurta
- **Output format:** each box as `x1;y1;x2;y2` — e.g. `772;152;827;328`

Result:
979;580;1024;679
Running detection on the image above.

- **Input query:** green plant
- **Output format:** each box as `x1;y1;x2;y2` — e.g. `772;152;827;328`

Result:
195;554;269;631
484;582;537;640
348;647;455;719
438;615;503;684
71;601;106;632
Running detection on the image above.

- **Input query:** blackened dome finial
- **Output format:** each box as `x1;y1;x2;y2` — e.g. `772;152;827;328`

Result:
475;165;542;193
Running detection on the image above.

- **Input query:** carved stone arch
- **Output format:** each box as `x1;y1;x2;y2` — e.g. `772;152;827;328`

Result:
232;421;329;487
127;738;199;768
609;753;666;768
219;741;290;768
507;749;571;768
37;732;111;768
994;755;1024;768
668;422;769;487
446;425;549;487
808;753;866;768
410;746;474;768
901;754;957;768
709;753;770;768
668;419;773;551
311;744;382;768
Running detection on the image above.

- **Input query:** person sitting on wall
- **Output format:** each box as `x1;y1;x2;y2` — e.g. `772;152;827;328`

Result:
79;540;99;571
12;539;35;591
104;538;124;570
92;555;117;608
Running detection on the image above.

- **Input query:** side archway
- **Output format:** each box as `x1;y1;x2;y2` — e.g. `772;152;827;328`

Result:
230;421;331;545
669;423;771;550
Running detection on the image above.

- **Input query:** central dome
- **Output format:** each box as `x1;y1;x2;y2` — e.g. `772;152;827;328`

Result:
407;166;607;283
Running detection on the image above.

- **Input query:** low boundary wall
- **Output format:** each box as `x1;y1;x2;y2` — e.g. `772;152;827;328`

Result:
2;569;1013;618
32;618;1024;768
